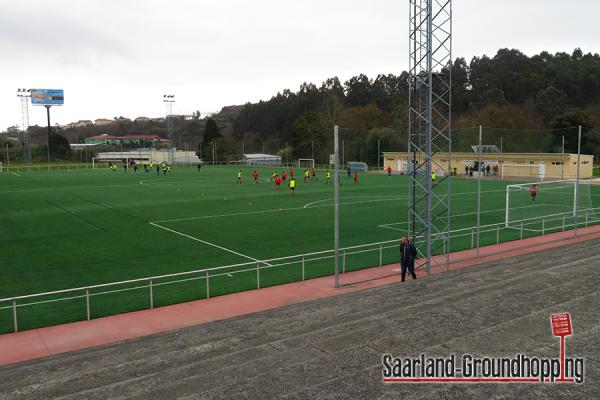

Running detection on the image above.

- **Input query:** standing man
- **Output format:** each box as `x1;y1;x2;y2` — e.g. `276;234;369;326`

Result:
325;170;332;184
282;171;287;182
311;167;316;182
252;170;259;184
347;166;351;178
464;165;469;176
486;164;491;176
387;166;392;176
237;170;243;184
353;170;359;185
399;237;417;282
289;177;296;197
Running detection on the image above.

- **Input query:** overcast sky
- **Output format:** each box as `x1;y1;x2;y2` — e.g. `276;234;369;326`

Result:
0;0;598;131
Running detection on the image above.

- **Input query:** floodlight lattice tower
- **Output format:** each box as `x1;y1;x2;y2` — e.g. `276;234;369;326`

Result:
17;89;32;166
408;0;452;273
163;94;175;140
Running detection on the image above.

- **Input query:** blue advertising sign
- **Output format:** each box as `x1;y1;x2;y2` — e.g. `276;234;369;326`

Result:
31;89;64;105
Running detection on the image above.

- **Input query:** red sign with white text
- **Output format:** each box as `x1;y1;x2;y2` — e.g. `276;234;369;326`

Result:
551;313;572;337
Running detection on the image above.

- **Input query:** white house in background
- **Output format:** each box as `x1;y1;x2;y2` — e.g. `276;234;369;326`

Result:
242;154;282;166
95;118;113;126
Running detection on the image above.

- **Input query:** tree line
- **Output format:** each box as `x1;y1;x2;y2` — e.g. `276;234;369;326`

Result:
4;48;600;164
233;48;600;163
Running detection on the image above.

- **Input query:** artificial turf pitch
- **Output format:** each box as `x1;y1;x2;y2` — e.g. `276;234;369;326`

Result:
1;165;597;333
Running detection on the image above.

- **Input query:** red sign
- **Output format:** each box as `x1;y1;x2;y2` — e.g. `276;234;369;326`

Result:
551;313;573;337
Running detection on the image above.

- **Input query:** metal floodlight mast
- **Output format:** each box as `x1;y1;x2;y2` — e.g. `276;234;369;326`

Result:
16;89;32;166
408;0;452;273
163;94;175;142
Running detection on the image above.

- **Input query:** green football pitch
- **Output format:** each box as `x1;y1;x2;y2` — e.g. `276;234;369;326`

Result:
1;166;599;333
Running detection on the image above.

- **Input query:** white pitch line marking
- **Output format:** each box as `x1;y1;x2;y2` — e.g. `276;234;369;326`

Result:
149;222;272;266
10;172;21;177
303;196;407;209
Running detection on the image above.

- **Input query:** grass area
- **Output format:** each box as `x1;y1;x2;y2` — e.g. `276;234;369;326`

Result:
1;166;599;333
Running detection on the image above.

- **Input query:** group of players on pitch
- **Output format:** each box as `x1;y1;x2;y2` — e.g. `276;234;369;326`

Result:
235;167;362;196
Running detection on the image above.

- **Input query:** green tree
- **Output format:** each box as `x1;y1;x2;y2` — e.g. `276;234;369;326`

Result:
201;118;222;159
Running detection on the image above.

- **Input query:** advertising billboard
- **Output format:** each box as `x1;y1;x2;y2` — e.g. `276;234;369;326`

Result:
31;89;64;105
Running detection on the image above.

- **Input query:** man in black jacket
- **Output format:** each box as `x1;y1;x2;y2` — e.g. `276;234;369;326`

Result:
399;237;417;282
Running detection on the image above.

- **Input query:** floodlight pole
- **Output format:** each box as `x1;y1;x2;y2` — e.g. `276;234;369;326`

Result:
408;0;452;273
46;105;51;166
334;125;340;288
476;125;482;256
17;89;32;168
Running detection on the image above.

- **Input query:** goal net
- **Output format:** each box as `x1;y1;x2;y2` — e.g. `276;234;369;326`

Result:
505;179;594;227
297;159;315;169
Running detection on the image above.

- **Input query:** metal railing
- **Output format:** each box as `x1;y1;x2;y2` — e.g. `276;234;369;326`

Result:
2;208;600;333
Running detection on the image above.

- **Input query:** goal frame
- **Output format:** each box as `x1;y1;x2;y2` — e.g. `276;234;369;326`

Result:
501;163;545;181
505;179;578;226
297;158;315;169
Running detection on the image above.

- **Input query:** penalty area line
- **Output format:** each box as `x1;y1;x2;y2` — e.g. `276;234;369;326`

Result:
148;222;272;266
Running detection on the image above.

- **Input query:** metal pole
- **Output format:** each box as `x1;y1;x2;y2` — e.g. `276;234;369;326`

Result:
500;137;503;153
520;222;524;240
149;279;154;309
496;225;500;244
256;262;260;289
5;144;8;167
205;271;210;298
574;126;582;237
334;126;340;288
301;255;305;281
46;105;51;166
476;125;482;256
86;289;91;320
12;299;18;333
542;218;545;236
379;244;383;267
377;139;381;170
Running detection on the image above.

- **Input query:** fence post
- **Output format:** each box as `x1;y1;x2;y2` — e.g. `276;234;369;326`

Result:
256;262;260;289
379;245;383;267
149;279;154;309
342;250;346;274
586;211;589;227
86;289;91;320
12;299;18;333
205;271;210;298
471;229;474;249
542;218;545;236
520;222;524;240
562;215;566;232
496;225;500;244
301;255;305;281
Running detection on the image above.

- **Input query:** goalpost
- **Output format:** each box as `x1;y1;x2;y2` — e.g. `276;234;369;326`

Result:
501;163;545;181
505;179;594;227
297;158;315;169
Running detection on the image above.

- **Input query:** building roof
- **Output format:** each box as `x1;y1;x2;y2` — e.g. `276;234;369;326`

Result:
243;153;281;159
87;134;164;140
